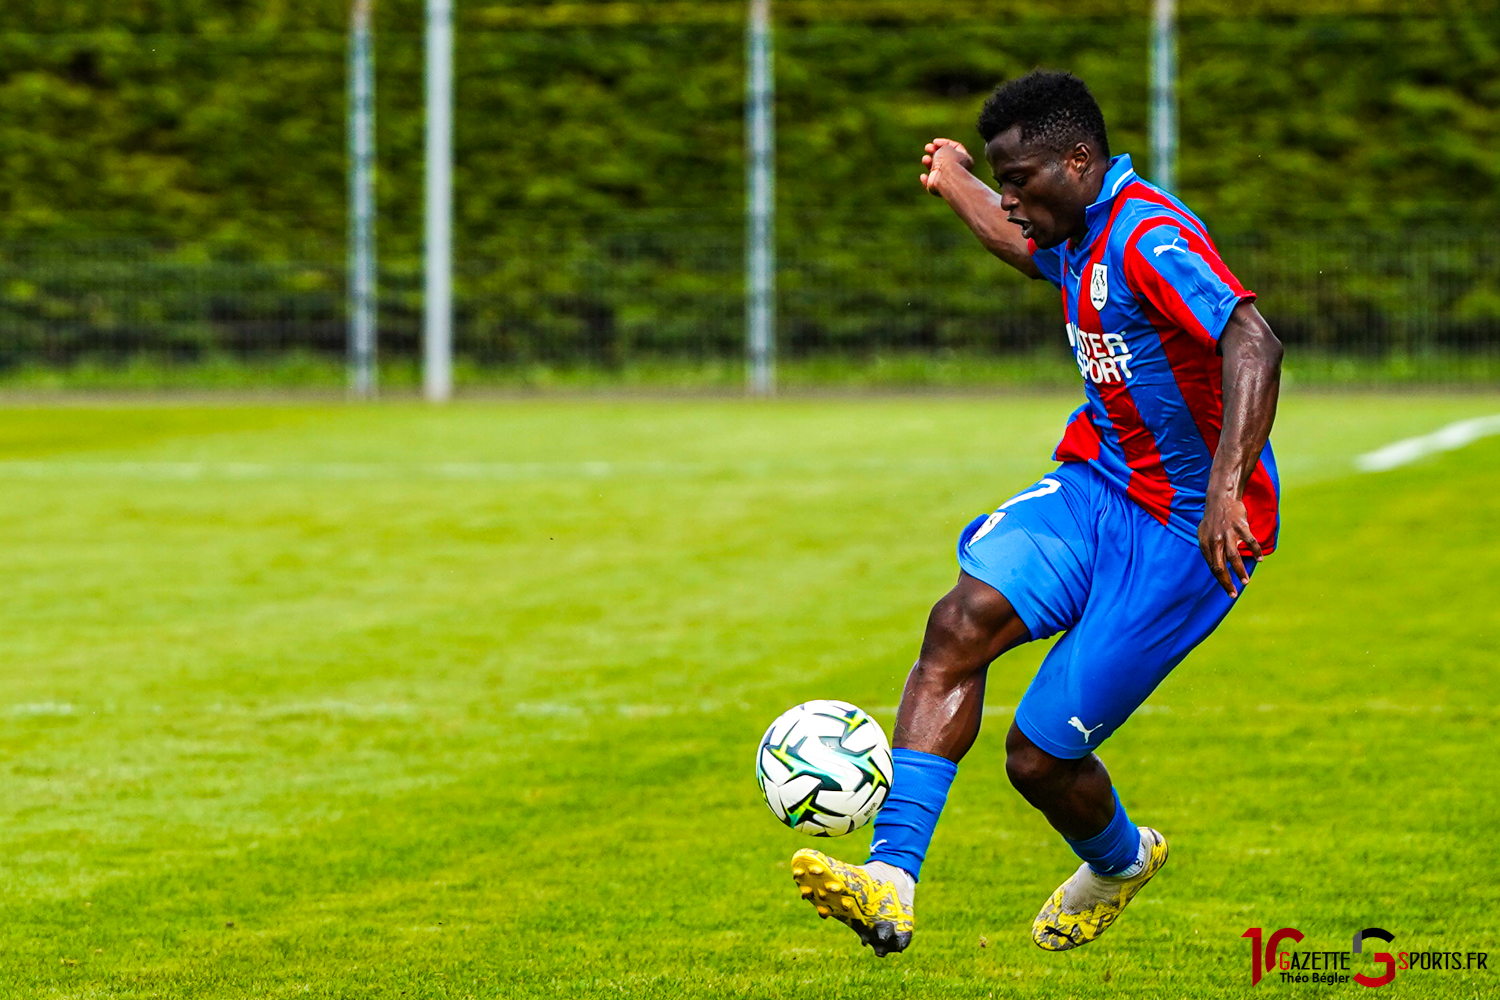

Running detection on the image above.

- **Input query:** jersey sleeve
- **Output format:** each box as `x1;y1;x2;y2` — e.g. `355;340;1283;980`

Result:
1122;220;1254;348
1027;238;1065;289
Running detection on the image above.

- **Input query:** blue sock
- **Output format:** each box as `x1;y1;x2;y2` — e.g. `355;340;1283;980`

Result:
866;748;958;882
1065;790;1142;876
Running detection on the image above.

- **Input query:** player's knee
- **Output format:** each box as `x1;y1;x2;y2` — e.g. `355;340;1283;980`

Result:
925;583;1013;656
925;591;986;648
1005;739;1066;795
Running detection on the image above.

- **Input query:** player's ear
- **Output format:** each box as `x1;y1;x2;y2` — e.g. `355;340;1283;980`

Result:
1068;142;1092;178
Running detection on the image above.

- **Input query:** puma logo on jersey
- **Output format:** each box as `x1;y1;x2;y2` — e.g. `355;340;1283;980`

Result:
1068;716;1105;742
1153;233;1188;257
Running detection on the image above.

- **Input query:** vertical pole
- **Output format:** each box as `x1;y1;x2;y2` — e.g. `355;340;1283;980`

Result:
1150;0;1178;192
348;0;377;398
745;0;776;396
424;0;454;401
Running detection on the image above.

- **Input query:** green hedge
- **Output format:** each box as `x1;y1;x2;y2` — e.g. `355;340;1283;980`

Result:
0;2;1497;369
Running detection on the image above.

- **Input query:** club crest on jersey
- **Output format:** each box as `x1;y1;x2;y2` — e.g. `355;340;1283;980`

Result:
1089;263;1109;310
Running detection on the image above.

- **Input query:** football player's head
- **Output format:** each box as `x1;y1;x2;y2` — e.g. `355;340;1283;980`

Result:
978;70;1111;250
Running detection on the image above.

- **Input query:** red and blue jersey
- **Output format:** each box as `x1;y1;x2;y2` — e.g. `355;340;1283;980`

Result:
1028;154;1279;555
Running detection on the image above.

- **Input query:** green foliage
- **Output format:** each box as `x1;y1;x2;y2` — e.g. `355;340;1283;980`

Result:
0;3;1498;368
1;3;1496;245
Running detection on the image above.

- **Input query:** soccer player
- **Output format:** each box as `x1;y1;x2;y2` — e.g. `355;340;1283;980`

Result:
789;71;1282;956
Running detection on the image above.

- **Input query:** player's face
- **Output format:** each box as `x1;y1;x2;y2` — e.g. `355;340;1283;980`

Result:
985;126;1095;250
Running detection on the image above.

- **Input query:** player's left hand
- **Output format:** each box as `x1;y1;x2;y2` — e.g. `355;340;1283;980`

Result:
1198;492;1261;598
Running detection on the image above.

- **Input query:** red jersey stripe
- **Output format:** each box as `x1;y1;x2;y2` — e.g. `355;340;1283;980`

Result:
1053;410;1103;463
1135;290;1225;454
1074;197;1178;525
1096;381;1177;524
1244;460;1280;556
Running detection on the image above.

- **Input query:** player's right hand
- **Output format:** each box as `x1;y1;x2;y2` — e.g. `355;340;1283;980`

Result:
920;138;974;197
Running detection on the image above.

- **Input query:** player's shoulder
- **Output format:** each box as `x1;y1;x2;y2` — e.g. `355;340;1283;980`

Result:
1109;187;1218;264
1112;189;1203;247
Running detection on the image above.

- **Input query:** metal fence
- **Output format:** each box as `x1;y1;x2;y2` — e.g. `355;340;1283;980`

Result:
2;224;1498;385
0;242;345;369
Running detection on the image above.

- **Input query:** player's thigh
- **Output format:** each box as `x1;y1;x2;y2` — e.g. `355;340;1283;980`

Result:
1013;509;1253;759
955;463;1100;644
919;571;1031;670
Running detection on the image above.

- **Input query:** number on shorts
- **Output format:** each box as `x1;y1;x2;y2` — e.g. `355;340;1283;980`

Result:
966;477;1062;548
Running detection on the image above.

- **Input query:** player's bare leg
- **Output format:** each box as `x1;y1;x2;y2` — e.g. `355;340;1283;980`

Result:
891;573;1032;760
790;572;1026;955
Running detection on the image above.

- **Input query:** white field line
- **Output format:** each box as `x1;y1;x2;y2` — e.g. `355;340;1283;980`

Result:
5;416;1496;481
8;702;77;717
1354;414;1500;472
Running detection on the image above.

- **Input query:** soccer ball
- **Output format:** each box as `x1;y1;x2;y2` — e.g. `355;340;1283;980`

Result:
756;700;893;836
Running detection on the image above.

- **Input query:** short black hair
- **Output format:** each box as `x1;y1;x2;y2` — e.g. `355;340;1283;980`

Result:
976;70;1109;159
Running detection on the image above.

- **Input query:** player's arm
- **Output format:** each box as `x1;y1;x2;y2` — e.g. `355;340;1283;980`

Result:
1200;301;1283;597
920;139;1043;280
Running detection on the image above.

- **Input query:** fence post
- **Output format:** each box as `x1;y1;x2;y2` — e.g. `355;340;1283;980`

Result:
425;0;454;402
745;0;776;396
347;0;377;398
1150;0;1177;193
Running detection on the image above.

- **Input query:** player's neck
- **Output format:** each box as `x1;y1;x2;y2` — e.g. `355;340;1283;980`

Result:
1066;166;1109;246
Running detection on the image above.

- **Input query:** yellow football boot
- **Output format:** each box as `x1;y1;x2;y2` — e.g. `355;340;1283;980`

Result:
1032;827;1168;951
790;848;914;957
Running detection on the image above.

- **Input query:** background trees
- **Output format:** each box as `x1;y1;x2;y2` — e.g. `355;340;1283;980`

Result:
0;2;1495;369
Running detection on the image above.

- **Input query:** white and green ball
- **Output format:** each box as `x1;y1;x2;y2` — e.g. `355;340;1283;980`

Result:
756;700;893;837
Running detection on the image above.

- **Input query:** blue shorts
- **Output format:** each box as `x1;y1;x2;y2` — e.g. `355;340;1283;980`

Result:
957;462;1251;759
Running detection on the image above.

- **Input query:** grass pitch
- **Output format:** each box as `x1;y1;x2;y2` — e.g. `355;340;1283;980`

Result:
1;392;1497;999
